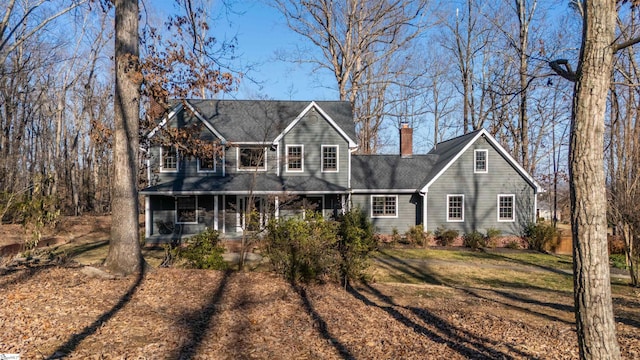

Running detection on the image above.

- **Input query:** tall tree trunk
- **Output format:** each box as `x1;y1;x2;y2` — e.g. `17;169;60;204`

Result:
104;0;142;275
570;0;620;358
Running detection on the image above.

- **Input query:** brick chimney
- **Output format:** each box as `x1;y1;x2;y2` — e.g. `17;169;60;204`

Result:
400;122;413;157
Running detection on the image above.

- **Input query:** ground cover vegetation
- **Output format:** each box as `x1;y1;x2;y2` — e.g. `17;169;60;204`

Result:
0;218;638;359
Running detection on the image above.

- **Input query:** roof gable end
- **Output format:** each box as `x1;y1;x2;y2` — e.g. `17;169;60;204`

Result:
420;128;543;193
272;101;357;148
145;100;227;143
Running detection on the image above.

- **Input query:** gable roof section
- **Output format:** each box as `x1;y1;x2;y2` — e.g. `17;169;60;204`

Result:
145;102;184;139
272;101;357;148
420;128;543;193
351;155;437;193
188;100;356;144
145;100;356;145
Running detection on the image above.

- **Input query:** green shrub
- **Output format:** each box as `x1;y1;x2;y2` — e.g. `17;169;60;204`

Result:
523;221;557;252
264;208;377;285
265;212;339;283
172;228;228;270
463;230;486;249
610;254;628;270
484;227;502;248
405;225;428;246
505;239;521;249
336;208;377;285
434;226;459;246
391;227;402;244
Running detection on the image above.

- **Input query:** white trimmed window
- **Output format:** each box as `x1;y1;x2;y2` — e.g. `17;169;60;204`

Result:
371;195;397;218
161;146;178;172
474;149;488;173
321;145;338;172
286;145;304;172
498;194;515;222
197;156;216;173
176;196;197;224
447;194;464;222
238;147;266;171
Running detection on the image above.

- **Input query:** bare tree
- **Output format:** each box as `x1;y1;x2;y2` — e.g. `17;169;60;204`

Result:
606;9;640;285
272;0;431;153
550;0;640;357
104;0;143;275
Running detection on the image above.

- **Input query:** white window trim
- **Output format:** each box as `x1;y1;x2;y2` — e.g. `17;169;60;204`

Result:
497;194;515;222
446;194;464;222
321;145;339;173
371;195;398;218
474;149;488;173
197;156;216;173
160;145;178;173
237;147;267;172
175;196;198;225
285;144;304;173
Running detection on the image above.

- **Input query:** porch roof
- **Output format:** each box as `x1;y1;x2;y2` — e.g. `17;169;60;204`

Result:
140;174;349;195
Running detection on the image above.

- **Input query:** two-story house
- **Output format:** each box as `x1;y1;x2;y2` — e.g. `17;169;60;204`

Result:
141;99;542;244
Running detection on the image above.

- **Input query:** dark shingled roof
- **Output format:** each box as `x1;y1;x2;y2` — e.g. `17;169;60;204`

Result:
174;99;356;143
350;131;483;192
351;155;438;191
140;173;348;194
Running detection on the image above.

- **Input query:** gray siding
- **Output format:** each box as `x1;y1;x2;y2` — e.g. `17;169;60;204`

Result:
425;137;535;235
279;109;350;188
351;193;419;234
147;110;224;185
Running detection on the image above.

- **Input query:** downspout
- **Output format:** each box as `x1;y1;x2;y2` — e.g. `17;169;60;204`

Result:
420;191;428;232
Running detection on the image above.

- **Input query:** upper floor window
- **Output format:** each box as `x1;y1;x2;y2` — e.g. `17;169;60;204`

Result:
238;147;266;171
197;156;216;173
321;145;338;172
498;194;515;222
474;149;488;173
447;194;464;222
371;195;397;218
161;146;178;172
286;145;304;172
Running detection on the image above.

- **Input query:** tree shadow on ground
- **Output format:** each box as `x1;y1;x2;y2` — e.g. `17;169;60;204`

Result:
0;263;57;291
485;251;572;276
47;265;147;359
348;283;529;359
64;240;109;259
374;252;443;285
348;282;538;360
170;269;232;359
459;286;575;325
292;283;355;359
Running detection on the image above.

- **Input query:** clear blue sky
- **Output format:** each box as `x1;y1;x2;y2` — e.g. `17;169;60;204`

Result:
205;1;340;101
152;0;338;101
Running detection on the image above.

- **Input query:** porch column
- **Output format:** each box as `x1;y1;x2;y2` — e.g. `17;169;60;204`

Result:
341;194;347;214
274;196;279;219
214;195;219;231
222;195;226;234
145;196;151;238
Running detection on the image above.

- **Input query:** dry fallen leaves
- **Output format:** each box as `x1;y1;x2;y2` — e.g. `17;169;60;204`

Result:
0;265;638;359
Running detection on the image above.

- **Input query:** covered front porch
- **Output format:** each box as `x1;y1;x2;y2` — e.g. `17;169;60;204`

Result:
144;193;348;244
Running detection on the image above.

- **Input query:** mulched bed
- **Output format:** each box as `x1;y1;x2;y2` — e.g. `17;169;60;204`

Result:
0;265;638;359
